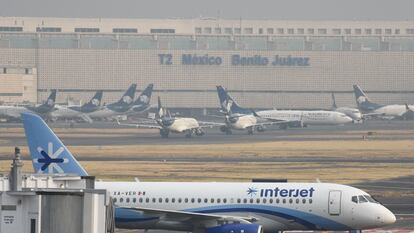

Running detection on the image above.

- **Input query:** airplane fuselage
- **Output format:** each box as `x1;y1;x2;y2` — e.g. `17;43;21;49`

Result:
96;182;395;232
368;104;414;117
257;110;353;126
230;115;257;130
168;117;200;133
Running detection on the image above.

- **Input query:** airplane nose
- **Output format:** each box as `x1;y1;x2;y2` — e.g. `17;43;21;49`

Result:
377;208;396;225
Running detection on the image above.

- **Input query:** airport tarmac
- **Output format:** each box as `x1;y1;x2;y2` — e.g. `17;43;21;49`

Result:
0;120;413;231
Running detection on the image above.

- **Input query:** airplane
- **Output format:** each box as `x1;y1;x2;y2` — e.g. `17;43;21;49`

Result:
0;89;57;121
21;112;396;232
87;84;137;119
217;86;352;133
118;96;213;138
49;90;103;122
330;93;363;122
125;84;154;116
216;86;296;135
353;84;414;120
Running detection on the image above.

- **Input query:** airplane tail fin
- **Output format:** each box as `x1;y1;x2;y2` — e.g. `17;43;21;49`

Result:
46;89;57;108
134;84;154;105
353;85;372;106
118;84;137;105
216;86;251;114
21;112;88;176
89;90;103;107
331;93;338;109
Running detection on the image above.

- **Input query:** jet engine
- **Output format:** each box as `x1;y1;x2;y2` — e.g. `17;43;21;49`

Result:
256;125;265;132
195;128;205;136
205;224;262;233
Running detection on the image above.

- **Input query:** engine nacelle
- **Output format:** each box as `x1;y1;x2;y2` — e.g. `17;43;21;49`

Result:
256;125;265;132
205;224;262;233
195;128;205;136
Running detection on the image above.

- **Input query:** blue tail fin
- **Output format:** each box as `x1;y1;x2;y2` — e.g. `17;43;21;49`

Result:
134;84;154;105
216;86;251;114
34;89;57;114
89;90;103;107
118;84;137;105
22;112;88;176
353;84;382;111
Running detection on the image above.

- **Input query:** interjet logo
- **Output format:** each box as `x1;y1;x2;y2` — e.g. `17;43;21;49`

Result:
34;142;69;173
247;187;258;197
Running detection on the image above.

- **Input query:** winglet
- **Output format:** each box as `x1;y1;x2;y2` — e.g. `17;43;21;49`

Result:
21;112;88;176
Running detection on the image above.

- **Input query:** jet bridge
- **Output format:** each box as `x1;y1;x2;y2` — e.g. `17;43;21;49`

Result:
0;147;114;233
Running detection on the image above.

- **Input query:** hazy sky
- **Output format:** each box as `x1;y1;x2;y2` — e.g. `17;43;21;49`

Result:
1;0;412;20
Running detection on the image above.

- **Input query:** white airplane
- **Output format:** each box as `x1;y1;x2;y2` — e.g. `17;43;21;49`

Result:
354;84;414;120
49;90;103;122
217;86;352;132
331;93;363;122
88;84;137;119
0;90;57;121
118;97;216;138
22;112;396;232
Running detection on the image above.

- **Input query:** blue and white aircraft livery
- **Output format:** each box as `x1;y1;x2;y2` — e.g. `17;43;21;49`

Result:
88;84;137;119
126;84;154;115
21;112;396;232
353;84;414;120
0;89;57;121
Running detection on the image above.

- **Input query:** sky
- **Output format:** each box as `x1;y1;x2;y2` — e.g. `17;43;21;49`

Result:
0;0;413;20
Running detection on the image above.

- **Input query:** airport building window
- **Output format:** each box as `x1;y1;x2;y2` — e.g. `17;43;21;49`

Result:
36;27;62;32
234;28;241;34
365;28;372;35
277;28;284;34
3;68;7;74
267;28;274;34
375;28;382;34
244;28;253;34
395;29;400;34
307;28;314;34
344;28;351;34
214;27;221;34
332;28;341;35
126;198;130;203
204;27;212;34
406;28;414;34
195;27;202;34
297;28;304;34
0;26;23;32
318;28;327;34
113;28;138;33
355;28;362;34
75;27;99;33
224;28;232;34
287;28;294;34
385;28;392;34
258;28;263;34
150;28;175;33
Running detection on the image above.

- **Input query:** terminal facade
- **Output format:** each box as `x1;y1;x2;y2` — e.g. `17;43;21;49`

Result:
0;17;414;110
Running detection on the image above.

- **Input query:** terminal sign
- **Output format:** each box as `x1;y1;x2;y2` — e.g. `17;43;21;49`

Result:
158;54;310;67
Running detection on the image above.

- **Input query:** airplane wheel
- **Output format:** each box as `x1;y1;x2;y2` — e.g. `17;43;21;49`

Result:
160;129;169;138
225;128;232;135
247;127;254;135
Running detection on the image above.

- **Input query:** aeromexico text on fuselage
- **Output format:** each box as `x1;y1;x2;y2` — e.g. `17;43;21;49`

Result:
159;54;310;66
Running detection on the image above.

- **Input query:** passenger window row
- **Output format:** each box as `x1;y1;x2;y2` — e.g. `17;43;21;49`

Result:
113;197;313;205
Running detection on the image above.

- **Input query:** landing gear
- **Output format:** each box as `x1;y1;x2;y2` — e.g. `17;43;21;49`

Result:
256;125;265;132
160;128;169;138
247;126;254;135
185;130;193;138
195;128;205;136
220;125;232;135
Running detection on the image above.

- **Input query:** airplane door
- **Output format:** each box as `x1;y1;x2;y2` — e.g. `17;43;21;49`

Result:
328;190;342;215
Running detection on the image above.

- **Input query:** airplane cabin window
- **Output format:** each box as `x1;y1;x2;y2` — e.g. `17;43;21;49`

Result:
243;198;247;203
185;198;189;203
178;198;182;203
152;198;156;203
191;198;195;203
269;199;273;204
120;198;124;203
133;198;136;203
302;199;306;204
249;198;254;203
296;199;299;204
309;199;313;204
158;198;163;203
289;199;293;204
256;198;260;204
172;198;175;203
198;198;202;203
113;198;117;203
352;196;358;203
217;198;221;203
211;198;215;203
282;199;286;204
165;198;169;203
276;199;280;204
139;198;143;203
146;198;150;203
262;198;267;204
223;198;227;203
237;198;241;203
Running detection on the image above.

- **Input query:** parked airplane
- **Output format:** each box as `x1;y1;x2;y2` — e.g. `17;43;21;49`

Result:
49;90;103;122
125;84;154;116
21;112;396;232
0;89;57;121
216;86;293;134
88;84;137;119
353;84;414;120
330;93;363;122
217;86;352;132
119;96;213;138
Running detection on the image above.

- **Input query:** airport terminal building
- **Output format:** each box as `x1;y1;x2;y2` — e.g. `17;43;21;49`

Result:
1;17;414;110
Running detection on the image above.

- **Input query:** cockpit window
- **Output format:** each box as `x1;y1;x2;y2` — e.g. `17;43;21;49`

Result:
364;195;379;203
358;195;368;203
351;196;358;203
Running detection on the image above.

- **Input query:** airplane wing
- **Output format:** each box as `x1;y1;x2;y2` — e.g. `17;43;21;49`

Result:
116;119;162;129
117;206;256;224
